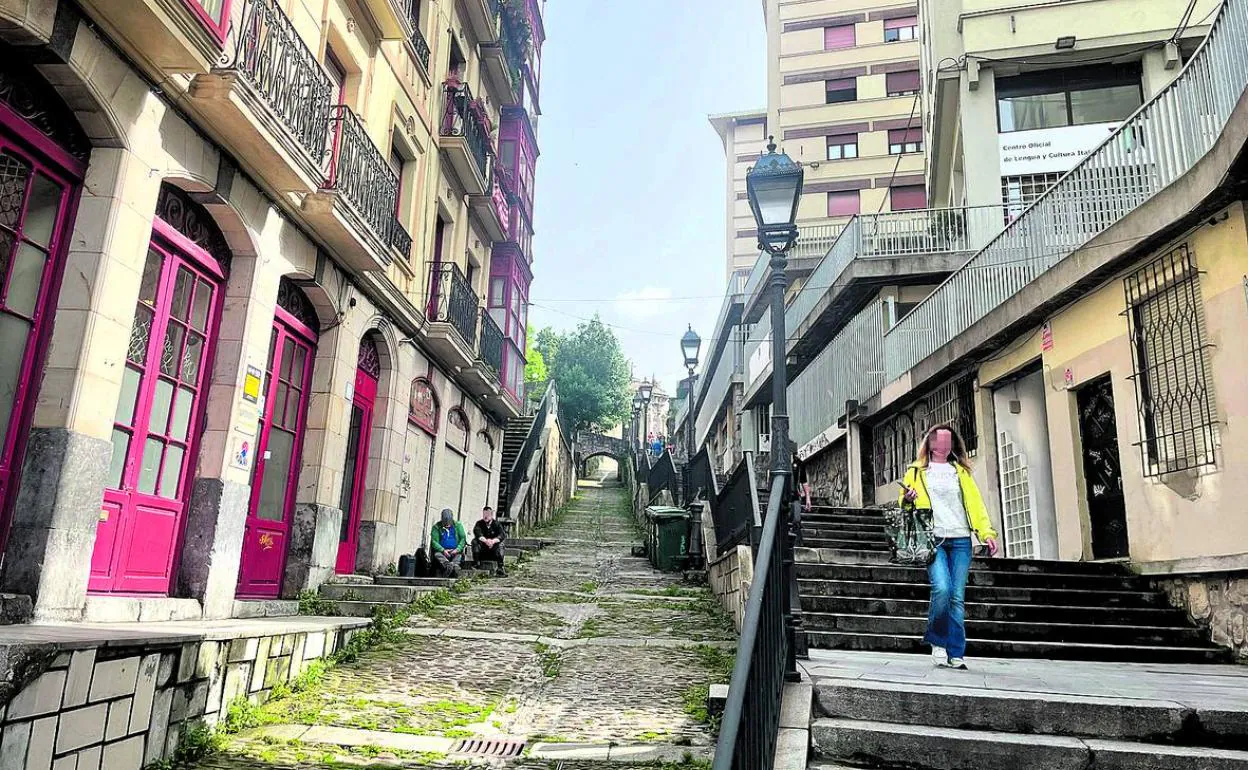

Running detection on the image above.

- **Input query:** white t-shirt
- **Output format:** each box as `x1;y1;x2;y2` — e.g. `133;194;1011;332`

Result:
926;462;971;538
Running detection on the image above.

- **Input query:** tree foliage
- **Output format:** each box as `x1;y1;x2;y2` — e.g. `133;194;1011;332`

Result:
524;324;548;384
533;316;631;433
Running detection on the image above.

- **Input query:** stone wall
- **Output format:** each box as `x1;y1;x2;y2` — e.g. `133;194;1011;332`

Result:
513;408;575;533
805;439;850;506
1156;571;1248;661
0;619;365;769
708;545;754;632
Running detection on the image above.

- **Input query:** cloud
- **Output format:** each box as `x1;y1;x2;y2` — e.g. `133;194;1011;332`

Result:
614;286;674;319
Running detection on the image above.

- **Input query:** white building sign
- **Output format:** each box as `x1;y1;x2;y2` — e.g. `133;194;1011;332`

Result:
999;122;1119;176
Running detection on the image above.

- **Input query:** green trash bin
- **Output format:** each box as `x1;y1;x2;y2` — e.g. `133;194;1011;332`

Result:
646;506;689;572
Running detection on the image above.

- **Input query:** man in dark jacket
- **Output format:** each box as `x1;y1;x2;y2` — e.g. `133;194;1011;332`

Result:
472;506;506;577
431;508;467;577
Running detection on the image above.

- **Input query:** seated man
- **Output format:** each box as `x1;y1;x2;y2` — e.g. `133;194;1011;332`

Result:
430;508;466;578
472;506;506;577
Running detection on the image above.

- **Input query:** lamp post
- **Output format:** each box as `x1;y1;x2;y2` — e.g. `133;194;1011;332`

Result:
631;395;644;454
746;135;807;672
680;325;701;497
638;383;653;455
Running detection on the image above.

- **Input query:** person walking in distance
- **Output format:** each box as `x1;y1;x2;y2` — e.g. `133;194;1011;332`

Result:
899;424;999;669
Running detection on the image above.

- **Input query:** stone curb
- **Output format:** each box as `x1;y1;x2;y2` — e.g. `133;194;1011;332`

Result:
528;742;715;761
402;627;735;650
475;587;702;603
240;724;455;754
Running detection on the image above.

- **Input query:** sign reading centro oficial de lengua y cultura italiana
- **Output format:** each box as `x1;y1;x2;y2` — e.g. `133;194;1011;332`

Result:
999;122;1119;176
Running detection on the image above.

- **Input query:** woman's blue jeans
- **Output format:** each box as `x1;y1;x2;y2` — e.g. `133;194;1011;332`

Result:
925;537;973;659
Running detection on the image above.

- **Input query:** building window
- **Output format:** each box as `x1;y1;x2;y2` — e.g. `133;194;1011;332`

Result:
884;16;917;42
826;134;859;160
825;78;857;104
888;127;922;154
1124;244;1218;476
827;190;860;217
890;185;926;211
824;24;855;50
183;0;230;40
886;71;920;97
996;63;1143;133
1001;172;1062;219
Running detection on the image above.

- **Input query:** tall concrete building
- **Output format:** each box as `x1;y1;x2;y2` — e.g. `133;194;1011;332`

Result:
710;109;768;285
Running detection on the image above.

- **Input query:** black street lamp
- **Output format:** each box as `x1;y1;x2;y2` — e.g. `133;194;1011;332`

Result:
680;325;701;487
746;135;807;670
638;384;653;455
631;394;644;453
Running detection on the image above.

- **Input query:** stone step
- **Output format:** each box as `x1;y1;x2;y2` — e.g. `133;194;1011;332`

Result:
319;583;441;603
797;579;1172;608
373;576;455;588
800;595;1192;626
801;537;891;551
797;547;895;566
813;679;1248;748
811;718;1248;770
797;563;1148;591
319;600;409;618
804;630;1227;663
801;521;888;535
801;612;1208;646
325;574;375;585
799;528;887;543
803;512;885;526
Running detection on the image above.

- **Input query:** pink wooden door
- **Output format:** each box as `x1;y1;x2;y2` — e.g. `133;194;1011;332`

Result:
0;138;81;554
91;223;223;594
336;338;380;574
236;304;315;598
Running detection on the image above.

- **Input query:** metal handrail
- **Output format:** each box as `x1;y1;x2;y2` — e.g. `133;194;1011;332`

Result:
503;381;555;516
647;450;678;504
711;452;761;553
713;473;789;770
884;0;1246;380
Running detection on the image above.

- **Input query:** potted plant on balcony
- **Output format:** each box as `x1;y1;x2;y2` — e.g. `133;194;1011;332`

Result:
500;0;534;60
928;207;966;247
469;96;495;135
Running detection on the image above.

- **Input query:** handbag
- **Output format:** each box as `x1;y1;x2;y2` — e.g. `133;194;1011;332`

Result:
884;503;937;566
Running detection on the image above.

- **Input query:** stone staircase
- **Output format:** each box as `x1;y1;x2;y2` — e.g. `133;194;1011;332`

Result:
797;505;1227;664
808;664;1248;770
497;413;536;516
315;537;546;616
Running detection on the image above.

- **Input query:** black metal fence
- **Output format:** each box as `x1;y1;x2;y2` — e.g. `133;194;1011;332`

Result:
712;453;761;553
427;262;480;345
713;474;790;770
647;450;678;504
478;309;505;377
440;82;493;182
326;105;401;251
406;2;431;71
686;446;719;505
228;0;335;161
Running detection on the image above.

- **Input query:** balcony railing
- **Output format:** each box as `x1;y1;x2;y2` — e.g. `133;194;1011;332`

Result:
478;309;505;377
390;216;413;260
492;167;514;231
441;82;493;181
427;262;480;344
406;2;431;71
884;0;1247;382
790;301;887;448
227;0;334;160
325;105;401;252
499;15;526;95
787;205;1007;336
695;325;746;449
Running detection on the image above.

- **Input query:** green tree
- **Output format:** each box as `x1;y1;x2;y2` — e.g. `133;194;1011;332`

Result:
534;326;562;368
524;324;548;384
544;316;631;433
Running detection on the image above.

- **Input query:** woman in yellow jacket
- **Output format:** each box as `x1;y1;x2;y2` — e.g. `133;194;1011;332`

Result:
899;423;999;670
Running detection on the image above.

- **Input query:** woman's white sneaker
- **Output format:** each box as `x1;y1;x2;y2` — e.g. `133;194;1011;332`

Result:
931;646;947;666
948;657;968;670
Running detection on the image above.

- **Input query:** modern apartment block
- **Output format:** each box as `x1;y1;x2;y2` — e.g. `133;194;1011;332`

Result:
710;109;768;285
0;0;546;624
764;0;928;235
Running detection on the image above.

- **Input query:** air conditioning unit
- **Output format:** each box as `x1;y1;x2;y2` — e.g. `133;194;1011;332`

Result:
758;434;772;452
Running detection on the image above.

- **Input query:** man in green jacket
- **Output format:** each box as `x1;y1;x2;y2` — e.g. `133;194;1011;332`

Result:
431;508;467;577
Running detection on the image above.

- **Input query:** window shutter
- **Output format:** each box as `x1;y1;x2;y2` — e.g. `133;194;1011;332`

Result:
824;24;856;50
884;15;917;30
826;77;856;91
888;128;923;145
827;190;860;217
890;185;927;211
886;71;921;94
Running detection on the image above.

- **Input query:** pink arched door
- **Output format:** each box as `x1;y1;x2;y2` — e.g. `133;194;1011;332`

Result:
0;122;84;555
237;281;317;598
336;336;380;574
91;188;228;594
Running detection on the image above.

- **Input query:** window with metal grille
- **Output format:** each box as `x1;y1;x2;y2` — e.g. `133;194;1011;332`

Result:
1001;173;1062;220
1125;244;1218;476
870;374;978;487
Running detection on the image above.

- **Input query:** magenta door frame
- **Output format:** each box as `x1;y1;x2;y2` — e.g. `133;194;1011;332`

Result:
236;304;316;598
0;107;84;558
336;365;377;574
91;219;226;594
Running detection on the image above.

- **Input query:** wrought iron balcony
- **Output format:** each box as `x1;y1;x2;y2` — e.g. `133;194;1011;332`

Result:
390;216;413;261
478;309;505;379
406;1;431;72
468;166;513;241
324;105;401;254
192;0;334;193
439;82;494;193
482;16;525;105
427;262;480;347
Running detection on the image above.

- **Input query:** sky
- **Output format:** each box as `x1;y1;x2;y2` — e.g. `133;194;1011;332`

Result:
528;1;767;398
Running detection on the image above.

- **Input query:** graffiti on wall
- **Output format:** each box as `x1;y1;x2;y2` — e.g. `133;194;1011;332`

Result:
805;438;850;506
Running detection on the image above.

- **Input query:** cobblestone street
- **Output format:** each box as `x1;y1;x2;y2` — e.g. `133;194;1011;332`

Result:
193;480;732;769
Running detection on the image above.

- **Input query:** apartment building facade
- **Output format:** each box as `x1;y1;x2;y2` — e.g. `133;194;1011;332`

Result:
710;109;768;285
0;0;545;624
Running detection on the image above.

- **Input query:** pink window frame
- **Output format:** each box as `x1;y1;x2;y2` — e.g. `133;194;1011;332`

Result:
179;0;232;45
0;116;84;554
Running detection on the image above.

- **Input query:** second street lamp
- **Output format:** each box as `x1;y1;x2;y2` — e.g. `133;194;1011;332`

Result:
680;325;701;498
638;384;653;456
631;394;644;453
746;135;807;672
